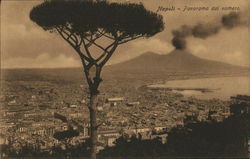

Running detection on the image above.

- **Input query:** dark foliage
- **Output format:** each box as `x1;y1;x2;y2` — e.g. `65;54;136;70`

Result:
99;135;165;158
54;112;68;123
50;138;91;158
166;114;249;157
99;100;250;158
53;129;80;141
30;0;164;37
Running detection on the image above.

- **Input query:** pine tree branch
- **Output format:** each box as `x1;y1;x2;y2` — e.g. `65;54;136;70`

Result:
80;58;93;87
96;29;115;40
56;27;92;63
82;38;95;60
64;26;79;45
99;41;119;67
95;41;116;62
83;37;106;52
59;27;78;45
118;35;143;44
56;27;77;48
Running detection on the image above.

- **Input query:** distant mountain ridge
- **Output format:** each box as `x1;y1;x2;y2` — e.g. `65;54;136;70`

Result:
104;49;248;74
1;50;249;82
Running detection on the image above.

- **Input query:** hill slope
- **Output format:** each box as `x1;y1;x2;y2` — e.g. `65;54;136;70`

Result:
104;50;248;75
1;50;248;82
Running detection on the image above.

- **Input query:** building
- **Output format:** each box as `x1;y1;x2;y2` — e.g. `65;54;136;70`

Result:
106;97;125;106
106;97;125;102
98;129;121;147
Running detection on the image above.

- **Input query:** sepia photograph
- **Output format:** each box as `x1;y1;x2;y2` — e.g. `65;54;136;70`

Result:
0;0;250;158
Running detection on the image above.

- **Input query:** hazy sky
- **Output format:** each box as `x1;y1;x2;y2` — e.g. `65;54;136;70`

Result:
1;0;249;68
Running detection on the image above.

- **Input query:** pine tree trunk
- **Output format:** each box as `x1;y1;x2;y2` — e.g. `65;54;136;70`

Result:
89;93;98;159
84;65;102;159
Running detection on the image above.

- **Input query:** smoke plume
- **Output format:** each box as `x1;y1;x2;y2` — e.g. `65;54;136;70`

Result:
172;12;249;50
